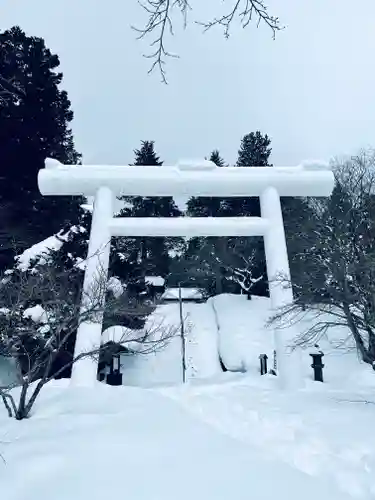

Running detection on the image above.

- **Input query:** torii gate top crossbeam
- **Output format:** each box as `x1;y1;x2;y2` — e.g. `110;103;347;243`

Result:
38;161;334;198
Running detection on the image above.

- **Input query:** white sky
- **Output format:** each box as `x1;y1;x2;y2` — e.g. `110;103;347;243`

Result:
2;0;375;166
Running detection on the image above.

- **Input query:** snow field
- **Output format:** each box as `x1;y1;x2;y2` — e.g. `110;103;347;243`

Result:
162;376;375;499
0;381;352;500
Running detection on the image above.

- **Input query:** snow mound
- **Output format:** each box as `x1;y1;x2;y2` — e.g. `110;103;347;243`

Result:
101;325;150;353
101;325;133;345
106;276;123;298
44;157;63;169
23;305;48;324
177;158;217;171
145;275;165;287
162;287;203;300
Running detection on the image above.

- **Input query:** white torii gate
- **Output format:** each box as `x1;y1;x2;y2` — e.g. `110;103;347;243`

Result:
38;159;334;387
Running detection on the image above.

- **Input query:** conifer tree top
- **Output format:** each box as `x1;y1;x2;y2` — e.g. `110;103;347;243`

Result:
134;141;163;166
209;150;227;168
236;131;272;167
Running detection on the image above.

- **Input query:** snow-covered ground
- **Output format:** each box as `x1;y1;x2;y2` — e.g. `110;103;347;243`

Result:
112;294;375;498
0;381;354;500
1;294;374;499
163;374;375;499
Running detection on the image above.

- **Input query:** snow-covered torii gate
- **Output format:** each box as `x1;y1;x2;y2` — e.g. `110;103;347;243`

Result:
38;159;334;387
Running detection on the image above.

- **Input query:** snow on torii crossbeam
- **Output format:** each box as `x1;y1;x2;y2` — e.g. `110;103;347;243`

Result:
38;158;334;387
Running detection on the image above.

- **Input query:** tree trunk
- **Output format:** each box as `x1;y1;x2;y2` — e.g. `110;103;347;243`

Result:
16;381;29;420
343;302;372;365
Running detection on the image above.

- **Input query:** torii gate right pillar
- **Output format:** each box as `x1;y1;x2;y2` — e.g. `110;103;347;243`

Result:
260;186;293;387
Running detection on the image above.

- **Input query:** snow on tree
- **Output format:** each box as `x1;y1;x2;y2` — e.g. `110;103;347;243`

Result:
0;261;173;419
271;151;375;369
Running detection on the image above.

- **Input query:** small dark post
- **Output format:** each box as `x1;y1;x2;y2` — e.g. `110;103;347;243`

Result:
106;353;123;386
259;354;268;375
310;351;324;382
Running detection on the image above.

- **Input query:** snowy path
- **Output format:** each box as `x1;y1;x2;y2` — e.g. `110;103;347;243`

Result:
0;382;350;500
161;376;375;499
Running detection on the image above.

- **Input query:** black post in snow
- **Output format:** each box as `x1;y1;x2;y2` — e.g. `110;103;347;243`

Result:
259;354;268;375
310;351;324;382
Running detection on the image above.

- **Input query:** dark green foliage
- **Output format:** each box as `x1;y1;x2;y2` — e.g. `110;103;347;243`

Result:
209;149;227;168
118;140;181;277
187;150;230;217
0;26;83;271
229;131;272;217
182;139;272;297
236;131;272;168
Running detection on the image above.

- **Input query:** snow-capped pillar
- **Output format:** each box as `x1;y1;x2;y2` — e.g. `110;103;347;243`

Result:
71;186;113;387
260;186;293;388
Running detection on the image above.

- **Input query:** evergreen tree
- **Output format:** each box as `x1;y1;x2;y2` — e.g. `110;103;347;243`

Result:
224;131;272;296
118;140;181;277
183;150;230;294
209;149;227;168
187;150;228;217
237;131;272;168
230;131;272;217
0;26;83;271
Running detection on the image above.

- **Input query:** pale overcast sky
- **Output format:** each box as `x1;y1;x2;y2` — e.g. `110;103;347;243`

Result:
1;0;375;166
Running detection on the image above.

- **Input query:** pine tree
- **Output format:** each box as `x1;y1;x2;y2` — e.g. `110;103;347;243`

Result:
118;141;181;277
184;150;230;294
187;150;228;217
230;131;272;217
0;26;83;271
210;149;227;168
222;131;272;296
237;131;272;168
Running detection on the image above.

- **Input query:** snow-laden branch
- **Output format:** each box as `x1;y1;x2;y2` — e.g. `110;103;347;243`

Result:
0;255;175;420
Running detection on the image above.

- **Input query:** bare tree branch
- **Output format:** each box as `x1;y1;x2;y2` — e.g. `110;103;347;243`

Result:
0;255;177;420
133;0;280;82
197;0;281;39
269;152;375;368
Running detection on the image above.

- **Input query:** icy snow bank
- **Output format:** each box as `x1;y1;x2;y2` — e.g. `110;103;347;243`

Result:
0;382;350;500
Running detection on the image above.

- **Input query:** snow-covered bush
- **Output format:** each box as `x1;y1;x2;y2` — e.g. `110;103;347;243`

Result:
0;260;170;420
